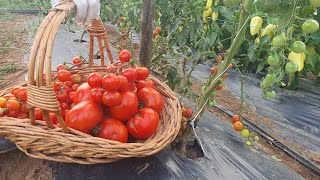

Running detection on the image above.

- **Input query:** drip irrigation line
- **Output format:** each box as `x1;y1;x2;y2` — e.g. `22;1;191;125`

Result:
215;104;320;176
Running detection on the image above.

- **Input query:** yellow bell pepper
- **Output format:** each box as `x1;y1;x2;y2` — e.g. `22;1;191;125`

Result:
288;51;305;71
261;24;277;37
203;8;212;22
206;0;213;9
212;12;219;22
250;16;263;36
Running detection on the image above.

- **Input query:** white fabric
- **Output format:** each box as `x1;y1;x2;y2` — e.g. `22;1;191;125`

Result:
51;0;100;26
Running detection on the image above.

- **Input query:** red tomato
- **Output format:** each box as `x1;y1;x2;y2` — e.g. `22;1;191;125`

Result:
105;65;117;73
119;49;131;62
56;64;68;71
91;88;105;104
98;119;128;143
61;86;72;94
7;110;19;118
102;74;121;91
61;109;69;119
60;102;70;111
11;86;22;95
72;84;80;91
224;73;229;79
34;108;43;120
127;108;159;139
19;101;28;113
16;87;27;101
74;83;93;104
68;91;75;103
71;74;83;84
110;91;138;121
72;56;82;65
232;115;241;124
17;112;28;119
127;82;137;93
49;113;58;124
5;99;20;111
121;68;138;82
102;92;121;107
156;27;161;34
57;70;71;82
136;80;155;91
87;72;103;88
137;87;164;113
182;108;193;119
210;66;219;74
3;93;16;100
216;55;223;62
57;90;68;103
65;81;73;88
65;101;103;133
52;82;61;91
136;67;149;80
118;75;129;92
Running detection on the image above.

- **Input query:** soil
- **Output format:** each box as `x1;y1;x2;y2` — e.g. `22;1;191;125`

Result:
0;12;53;180
0;12;318;180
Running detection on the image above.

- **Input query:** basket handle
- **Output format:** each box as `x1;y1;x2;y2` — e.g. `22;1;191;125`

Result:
27;2;113;133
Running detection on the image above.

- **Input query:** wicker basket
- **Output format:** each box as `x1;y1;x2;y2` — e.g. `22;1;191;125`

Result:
0;2;181;164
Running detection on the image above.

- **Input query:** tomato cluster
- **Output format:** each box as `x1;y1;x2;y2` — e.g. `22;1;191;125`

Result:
0;51;165;143
153;27;161;41
231;115;259;146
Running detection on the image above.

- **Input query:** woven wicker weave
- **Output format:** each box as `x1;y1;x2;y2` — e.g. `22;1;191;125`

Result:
0;1;181;164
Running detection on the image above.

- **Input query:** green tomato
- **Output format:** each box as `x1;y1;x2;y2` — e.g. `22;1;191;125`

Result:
260;81;268;89
285;61;298;74
272;34;286;47
302;20;319;34
267;55;280;66
265;74;276;84
310;0;320;7
208;100;217;107
223;0;241;6
253;135;260;141
291;41;306;53
240;129;250;138
245;141;251;146
262;90;277;99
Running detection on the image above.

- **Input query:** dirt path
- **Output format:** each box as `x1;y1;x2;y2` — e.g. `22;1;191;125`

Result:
0;12;53;180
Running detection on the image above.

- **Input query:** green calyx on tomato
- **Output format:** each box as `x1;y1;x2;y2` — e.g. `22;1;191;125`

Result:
285;61;298;74
291;41;306;53
302;19;319;34
272;34;286;47
267;54;280;66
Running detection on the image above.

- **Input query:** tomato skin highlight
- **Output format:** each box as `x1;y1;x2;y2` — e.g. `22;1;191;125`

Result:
65;101;103;133
127;108;159;139
137;87;164;113
110;91;138;121
74;83;93;104
98;119;128;143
